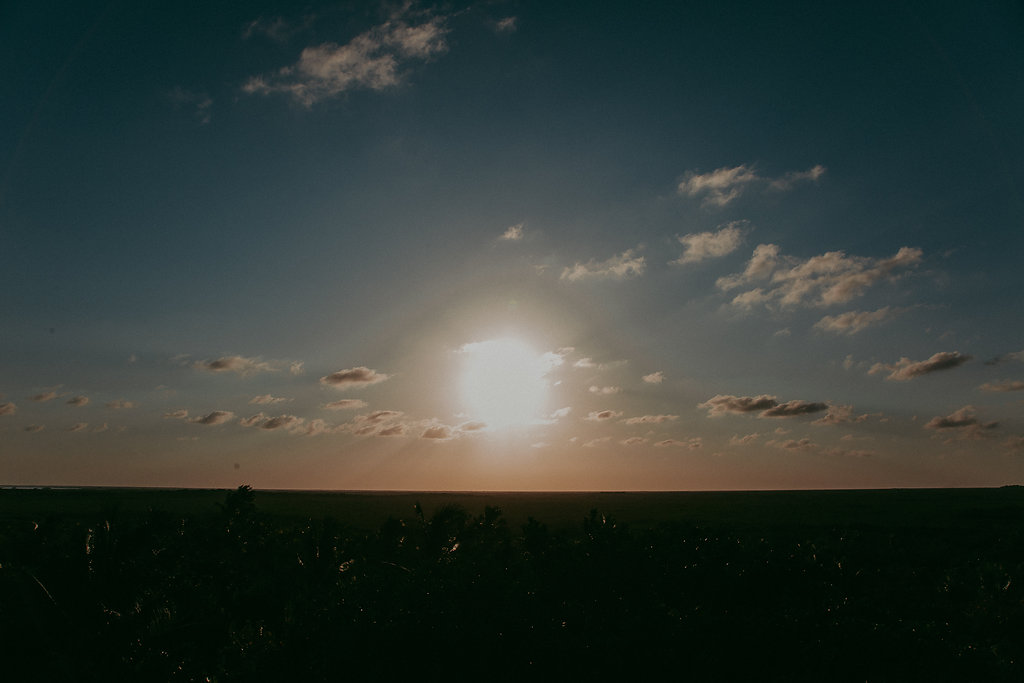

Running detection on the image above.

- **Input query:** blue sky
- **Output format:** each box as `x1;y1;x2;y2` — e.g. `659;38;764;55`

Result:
2;1;1023;490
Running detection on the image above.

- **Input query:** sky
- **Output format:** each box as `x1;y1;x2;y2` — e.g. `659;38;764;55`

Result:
2;0;1023;491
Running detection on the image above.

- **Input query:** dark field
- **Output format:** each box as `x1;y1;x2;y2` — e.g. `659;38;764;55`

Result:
3;486;1024;680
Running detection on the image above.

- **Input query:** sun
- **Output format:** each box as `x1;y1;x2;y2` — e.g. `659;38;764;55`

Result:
459;338;552;431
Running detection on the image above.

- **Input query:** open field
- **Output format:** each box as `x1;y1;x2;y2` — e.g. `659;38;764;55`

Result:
5;485;1024;531
3;486;1024;680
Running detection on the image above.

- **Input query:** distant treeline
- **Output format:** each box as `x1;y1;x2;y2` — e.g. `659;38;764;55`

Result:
2;485;1022;681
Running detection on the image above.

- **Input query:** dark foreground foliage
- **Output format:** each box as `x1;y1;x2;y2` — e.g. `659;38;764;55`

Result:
2;486;1023;681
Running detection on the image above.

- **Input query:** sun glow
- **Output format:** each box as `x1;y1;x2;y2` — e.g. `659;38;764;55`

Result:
459;338;552;431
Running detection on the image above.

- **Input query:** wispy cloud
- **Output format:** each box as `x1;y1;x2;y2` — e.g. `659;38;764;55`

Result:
494;16;518;33
869;351;971;381
69;422;89;432
720;245;922;309
589;385;621;395
421;424;454;440
642;371;664;384
167;86;212;125
678;164;824;207
325;398;369;410
106;399;136;410
194;355;275;375
984;350;1024;366
0;402;16;416
24;424;45;433
761;400;829;418
623;414;679;425
699;394;827;419
585;409;623;421
250;394;291;405
29;391;60;402
698;394;778;417
655;438;702;449
979;380;1024;392
66;395;89;407
561;248;645;281
163;409;189;420
243;9;449;107
672;222;747;265
814;307;900;335
729;433;760;446
500;224;524;241
190;410;235;426
320;366;390;388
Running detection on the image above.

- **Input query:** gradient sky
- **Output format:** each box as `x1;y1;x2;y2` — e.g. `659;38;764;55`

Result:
3;1;1023;490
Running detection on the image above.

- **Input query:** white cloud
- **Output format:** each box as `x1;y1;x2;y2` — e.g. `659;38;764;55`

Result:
721;245;922;309
495;17;518;33
699;394;778;417
320;366;390;388
550;406;572;419
678;164;824;207
243;11;449;107
589;385;621;395
814;307;898;335
869;351;971;381
672;222;747;265
500;224;524;241
561;248;646;281
642;371;664;384
622;436;648;446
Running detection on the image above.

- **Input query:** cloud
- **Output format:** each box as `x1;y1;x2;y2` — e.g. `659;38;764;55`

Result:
655;438;702;449
163;409;189;420
589;385;621;395
190;410;235;426
69;422;89;432
92;423;109;433
242;15;300;42
356;410;403;424
984;351;1024;366
377;423;407;437
459;421;487;432
699;394;778;417
813;404;858;425
721;245;922;309
494;16;518;33
814;307;899;335
260;415;304;430
24;424;44;433
1004;436;1024;454
623;414;679;425
325;399;369;410
550;406;572;419
106;399;136;410
167;86;212;125
924;406;997;432
761;400;829;418
774;438;816;451
242;11;449;107
194;355;275;375
250;394;291;405
561;248;646;281
320;366;390;388
0;402;16;416
29;391;60;402
582;436;613;448
678;164;824;207
869;351;971;381
979;380;1024;392
574;357;596;369
290;361;305;375
622;436;648;446
66;395;89;407
672;222;747;265
642;371;664;384
239;413;267;427
585;410;623;421
729;433;760;446
421;424;453;440
500;224;524;241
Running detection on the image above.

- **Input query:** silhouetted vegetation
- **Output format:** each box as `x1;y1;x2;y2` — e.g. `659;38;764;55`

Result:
2;486;1023;680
